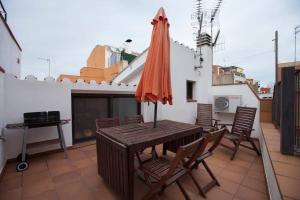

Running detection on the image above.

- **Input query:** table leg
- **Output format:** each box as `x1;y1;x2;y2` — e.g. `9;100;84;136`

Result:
127;149;135;200
21;127;28;162
57;124;68;158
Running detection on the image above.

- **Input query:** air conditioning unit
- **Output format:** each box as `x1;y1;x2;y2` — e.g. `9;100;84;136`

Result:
214;95;241;113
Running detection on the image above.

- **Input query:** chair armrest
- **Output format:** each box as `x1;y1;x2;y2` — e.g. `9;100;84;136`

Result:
234;127;253;137
212;118;220;121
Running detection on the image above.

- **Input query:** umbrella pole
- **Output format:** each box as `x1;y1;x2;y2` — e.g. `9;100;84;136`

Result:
154;102;157;128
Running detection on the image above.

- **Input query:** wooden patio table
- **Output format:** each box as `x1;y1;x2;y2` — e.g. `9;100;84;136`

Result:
96;120;202;200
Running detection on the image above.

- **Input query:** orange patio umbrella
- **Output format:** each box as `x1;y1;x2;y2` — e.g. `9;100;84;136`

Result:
135;7;172;128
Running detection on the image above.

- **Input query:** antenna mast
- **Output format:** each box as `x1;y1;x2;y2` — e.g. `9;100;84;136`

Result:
192;0;223;68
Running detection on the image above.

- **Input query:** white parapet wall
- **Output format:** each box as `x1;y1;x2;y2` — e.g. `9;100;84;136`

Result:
0;72;6;174
211;84;261;138
2;74;136;160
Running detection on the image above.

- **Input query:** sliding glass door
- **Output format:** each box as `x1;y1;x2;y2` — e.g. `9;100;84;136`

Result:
72;94;140;144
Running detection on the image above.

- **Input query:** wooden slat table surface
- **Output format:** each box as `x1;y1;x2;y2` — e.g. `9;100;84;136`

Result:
96;120;202;200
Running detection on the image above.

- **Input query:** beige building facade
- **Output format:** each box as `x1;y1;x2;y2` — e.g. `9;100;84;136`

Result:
58;45;137;83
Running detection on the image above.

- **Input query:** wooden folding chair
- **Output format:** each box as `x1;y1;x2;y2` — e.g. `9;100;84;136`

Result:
219;106;261;160
95;117;120;130
195;103;219;134
190;128;226;197
140;138;208;200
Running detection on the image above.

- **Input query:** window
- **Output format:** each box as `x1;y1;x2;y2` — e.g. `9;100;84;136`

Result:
186;80;196;102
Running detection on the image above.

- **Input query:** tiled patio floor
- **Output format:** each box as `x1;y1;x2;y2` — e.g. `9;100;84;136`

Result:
0;139;268;200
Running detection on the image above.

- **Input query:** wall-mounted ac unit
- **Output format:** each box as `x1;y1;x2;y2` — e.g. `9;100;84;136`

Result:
214;95;241;113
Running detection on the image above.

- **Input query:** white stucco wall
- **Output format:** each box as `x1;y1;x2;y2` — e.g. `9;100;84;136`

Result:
0;17;21;78
0;72;6;174
2;74;136;159
211;84;261;138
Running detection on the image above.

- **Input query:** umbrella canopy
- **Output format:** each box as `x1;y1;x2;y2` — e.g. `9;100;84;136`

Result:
136;7;172;105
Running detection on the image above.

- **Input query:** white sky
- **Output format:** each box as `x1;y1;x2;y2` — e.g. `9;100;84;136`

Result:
3;0;300;85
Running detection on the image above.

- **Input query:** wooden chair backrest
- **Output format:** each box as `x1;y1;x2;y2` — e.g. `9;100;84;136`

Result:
95;117;120;130
231;106;257;136
205;128;226;153
124;115;144;125
162;138;208;181
196;103;213;127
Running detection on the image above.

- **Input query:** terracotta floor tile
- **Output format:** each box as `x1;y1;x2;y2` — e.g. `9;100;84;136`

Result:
219;169;245;184
22;170;52;187
204;163;224;176
22;159;48;176
81;172;103;190
1;163;22;181
47;159;74;177
206;157;228;169
223;163;249;175
0;175;22;192
249;162;264;173
22;189;59;200
230;158;253;169
71;157;94;169
277;175;300;200
0;188;22;200
67;149;87;161
235;185;268;200
52;171;81;186
22;178;55;199
78;144;97;152
245;170;266;182
269;152;300;166
55;181;94;200
0;143;271;200
46;152;66;160
90;156;98;163
191;168;216;186
158;182;187;200
241;176;267;194
83;149;97;158
93;182;119;200
218;177;240;195
77;165;98;177
273;161;300;179
206;188;233;200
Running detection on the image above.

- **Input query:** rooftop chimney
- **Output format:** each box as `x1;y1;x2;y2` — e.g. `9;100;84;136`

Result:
196;33;211;47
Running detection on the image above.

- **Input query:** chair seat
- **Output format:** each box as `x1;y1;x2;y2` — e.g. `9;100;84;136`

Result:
140;157;187;185
224;133;245;140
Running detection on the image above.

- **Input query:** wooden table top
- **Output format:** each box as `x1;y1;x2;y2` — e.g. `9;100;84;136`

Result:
97;120;202;150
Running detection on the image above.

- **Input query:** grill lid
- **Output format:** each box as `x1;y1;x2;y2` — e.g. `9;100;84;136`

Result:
23;111;60;124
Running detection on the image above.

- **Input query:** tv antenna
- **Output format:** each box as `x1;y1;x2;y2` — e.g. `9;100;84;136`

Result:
191;0;224;68
38;57;51;77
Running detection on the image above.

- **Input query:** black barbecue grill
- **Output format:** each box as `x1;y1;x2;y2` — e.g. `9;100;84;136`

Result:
6;111;70;171
23;111;61;127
